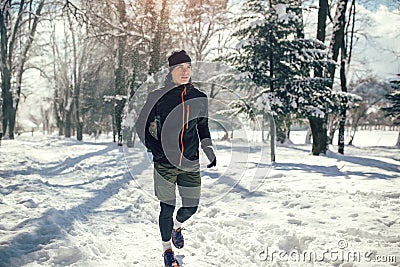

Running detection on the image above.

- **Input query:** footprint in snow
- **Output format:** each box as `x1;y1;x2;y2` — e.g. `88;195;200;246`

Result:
18;199;38;208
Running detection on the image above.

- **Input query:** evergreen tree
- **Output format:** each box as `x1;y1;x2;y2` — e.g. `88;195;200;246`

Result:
382;77;400;124
382;75;400;146
224;0;334;143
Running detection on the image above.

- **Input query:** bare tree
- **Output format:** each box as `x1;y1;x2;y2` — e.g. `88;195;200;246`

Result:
148;0;170;75
347;77;392;144
0;0;45;139
68;0;132;144
67;0;171;145
67;9;94;140
178;0;229;61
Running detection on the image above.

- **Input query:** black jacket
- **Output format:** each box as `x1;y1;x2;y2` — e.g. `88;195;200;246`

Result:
136;83;213;167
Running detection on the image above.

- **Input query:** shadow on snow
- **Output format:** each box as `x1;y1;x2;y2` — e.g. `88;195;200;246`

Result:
0;150;150;267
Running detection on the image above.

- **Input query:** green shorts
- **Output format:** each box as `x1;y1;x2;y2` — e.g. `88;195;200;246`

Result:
154;162;201;205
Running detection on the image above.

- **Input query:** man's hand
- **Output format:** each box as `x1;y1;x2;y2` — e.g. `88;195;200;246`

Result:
207;157;216;168
203;146;216;168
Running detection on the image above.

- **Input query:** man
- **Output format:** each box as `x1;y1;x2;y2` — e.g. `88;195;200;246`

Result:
136;50;216;267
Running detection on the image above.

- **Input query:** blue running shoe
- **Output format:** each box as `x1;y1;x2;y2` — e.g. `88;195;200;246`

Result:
163;248;180;267
172;227;184;249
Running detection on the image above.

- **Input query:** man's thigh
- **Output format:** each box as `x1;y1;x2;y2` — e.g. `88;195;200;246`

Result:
154;162;178;204
177;170;201;201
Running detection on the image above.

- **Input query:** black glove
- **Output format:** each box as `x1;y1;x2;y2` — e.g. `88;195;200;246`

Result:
203;146;216;167
202;139;216;168
207;157;216;168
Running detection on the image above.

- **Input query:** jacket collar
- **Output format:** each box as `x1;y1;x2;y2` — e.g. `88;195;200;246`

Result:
165;82;194;92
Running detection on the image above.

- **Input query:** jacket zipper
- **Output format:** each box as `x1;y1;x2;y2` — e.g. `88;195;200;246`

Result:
186;104;190;129
179;85;187;166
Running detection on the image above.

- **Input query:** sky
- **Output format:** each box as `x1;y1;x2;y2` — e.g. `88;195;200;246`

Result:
361;0;399;11
348;3;399;80
301;1;400;82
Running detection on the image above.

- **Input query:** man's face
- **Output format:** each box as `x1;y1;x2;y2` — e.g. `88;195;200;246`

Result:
171;63;192;85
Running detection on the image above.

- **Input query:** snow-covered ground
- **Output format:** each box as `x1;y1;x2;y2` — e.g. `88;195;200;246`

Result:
0;130;399;267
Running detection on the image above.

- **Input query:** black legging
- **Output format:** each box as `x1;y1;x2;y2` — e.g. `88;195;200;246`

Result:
159;199;199;242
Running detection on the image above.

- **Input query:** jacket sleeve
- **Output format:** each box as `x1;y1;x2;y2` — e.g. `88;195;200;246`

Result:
136;92;157;149
197;96;215;161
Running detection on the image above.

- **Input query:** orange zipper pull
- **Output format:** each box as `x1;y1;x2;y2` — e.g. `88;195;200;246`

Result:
186;105;190;129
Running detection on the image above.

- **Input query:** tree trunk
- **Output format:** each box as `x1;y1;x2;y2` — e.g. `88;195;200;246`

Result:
0;6;14;139
74;87;83;141
275;115;291;144
65;86;72;138
65;111;72;138
309;0;329;155
338;38;348;154
112;108;116;143
328;127;336;144
1;68;13;139
67;10;85;141
326;0;349;153
114;0;128;146
149;0;168;74
114;54;126;146
396;130;400;147
338;104;346;153
51;21;63;137
270;114;276;162
328;0;349;81
309;116;328;155
316;0;328;78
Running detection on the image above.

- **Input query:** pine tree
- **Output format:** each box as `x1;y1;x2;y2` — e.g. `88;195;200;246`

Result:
224;0;334;144
382;74;400;146
383;78;400;123
382;76;400;146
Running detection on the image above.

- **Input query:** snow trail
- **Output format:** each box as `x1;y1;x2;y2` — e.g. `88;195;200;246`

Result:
1;132;399;266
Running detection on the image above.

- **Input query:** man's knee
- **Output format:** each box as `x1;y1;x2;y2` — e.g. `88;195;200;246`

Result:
176;206;198;222
160;202;175;219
